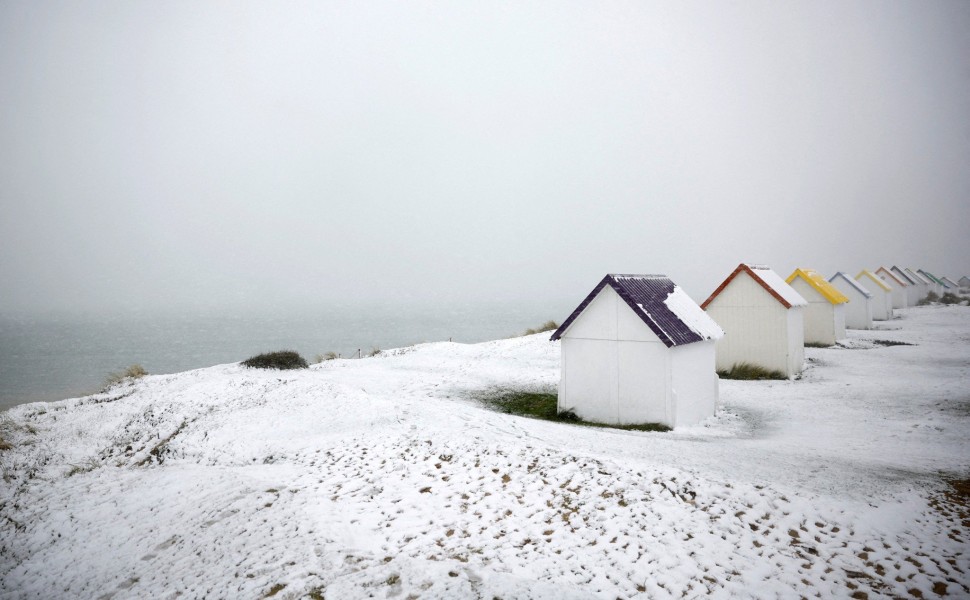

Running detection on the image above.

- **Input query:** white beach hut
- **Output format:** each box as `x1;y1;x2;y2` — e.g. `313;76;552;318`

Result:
960;276;970;292
905;268;932;300
828;272;873;329
786;268;848;345
917;270;945;296
701;264;807;378
892;266;922;305
550;274;723;429
875;267;909;309
916;269;946;296
854;270;894;321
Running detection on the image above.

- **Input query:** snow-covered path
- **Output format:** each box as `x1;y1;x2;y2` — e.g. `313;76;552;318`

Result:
1;306;968;599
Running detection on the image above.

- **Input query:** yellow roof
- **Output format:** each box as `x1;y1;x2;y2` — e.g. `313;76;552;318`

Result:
855;269;891;292
785;268;850;304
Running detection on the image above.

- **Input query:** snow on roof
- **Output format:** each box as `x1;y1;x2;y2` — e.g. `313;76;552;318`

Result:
876;267;907;287
702;263;808;309
828;272;872;299
855;269;891;292
663;285;725;342
551;274;722;347
786;269;849;305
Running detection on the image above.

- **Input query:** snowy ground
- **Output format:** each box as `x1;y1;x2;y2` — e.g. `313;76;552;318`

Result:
1;305;968;599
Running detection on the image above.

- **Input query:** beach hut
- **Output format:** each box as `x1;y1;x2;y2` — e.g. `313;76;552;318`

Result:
876;267;909;309
891;266;922;305
960;276;970;291
828;272;873;329
701;264;807;378
918;270;945;295
786;268;848;345
854;270;894;320
550;274;723;429
905;268;933;300
941;276;959;291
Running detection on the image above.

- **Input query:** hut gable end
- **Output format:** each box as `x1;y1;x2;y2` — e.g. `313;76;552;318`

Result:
829;272;872;298
560;285;660;343
891;266;917;286
876;267;906;287
786;269;849;305
702;264;807;310
856;269;891;292
551;274;721;347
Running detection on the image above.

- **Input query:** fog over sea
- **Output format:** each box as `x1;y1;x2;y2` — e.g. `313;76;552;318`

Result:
0;300;572;412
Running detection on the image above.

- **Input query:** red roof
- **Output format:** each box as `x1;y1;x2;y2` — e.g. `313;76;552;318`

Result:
701;264;806;310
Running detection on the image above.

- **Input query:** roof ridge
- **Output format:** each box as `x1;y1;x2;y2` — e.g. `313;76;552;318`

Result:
855;269;891;292
551;274;721;347
828;272;871;298
786;268;850;305
702;263;806;309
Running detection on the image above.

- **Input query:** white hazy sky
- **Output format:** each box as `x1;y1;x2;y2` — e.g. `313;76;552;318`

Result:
1;1;968;313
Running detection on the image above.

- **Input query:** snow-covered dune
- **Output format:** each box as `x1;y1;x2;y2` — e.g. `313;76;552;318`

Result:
2;307;968;599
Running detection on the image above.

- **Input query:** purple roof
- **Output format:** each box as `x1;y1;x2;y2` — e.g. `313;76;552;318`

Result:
550;274;715;347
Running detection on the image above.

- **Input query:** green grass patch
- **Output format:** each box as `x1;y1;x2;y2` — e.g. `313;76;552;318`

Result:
717;362;787;380
241;351;308;370
477;390;671;432
804;342;833;349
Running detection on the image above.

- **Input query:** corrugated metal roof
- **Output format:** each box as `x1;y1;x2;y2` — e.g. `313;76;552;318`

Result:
828;272;872;299
855;269;891;292
702;263;807;309
550;274;722;347
786;269;850;304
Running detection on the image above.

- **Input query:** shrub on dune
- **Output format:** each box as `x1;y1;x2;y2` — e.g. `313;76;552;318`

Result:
241;351;308;370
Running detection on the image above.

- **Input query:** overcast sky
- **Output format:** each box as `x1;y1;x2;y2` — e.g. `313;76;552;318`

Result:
1;1;968;314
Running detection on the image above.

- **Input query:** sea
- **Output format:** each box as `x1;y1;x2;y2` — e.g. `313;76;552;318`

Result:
0;300;571;412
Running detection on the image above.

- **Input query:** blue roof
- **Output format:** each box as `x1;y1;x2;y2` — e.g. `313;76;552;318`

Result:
550;274;718;347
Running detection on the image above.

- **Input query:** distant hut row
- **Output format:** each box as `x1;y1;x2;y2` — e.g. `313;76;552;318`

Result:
551;263;966;430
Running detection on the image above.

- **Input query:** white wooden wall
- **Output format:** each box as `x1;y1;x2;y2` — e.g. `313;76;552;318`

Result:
557;285;717;428
785;308;805;376
788;277;845;345
887;281;909;308
854;276;893;320
705;272;803;378
558;286;670;426
829;277;873;329
670;341;718;427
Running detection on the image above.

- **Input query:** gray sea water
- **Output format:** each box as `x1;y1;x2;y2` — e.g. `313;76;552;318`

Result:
0;300;570;412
